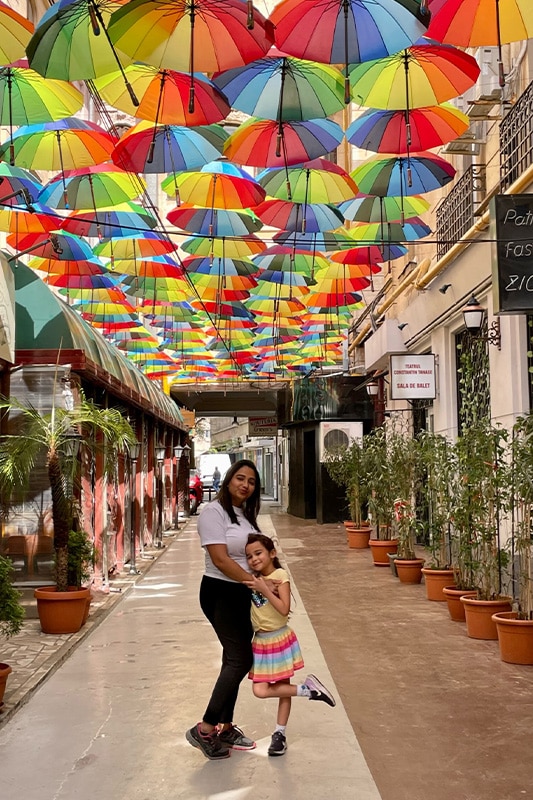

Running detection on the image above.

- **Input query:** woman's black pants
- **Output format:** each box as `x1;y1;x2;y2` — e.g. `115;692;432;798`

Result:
199;575;253;726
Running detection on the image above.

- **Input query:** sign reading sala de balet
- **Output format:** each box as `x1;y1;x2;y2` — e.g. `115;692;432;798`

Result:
491;194;533;314
390;354;436;400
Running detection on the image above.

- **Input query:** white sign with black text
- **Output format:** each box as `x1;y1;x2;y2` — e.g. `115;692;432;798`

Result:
389;354;436;400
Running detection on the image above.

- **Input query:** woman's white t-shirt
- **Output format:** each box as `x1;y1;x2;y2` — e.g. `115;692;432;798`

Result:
197;500;256;582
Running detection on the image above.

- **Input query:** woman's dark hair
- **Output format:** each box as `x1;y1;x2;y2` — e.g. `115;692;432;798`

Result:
218;459;261;529
246;533;282;569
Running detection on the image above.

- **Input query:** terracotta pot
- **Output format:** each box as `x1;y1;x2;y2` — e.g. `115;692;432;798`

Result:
442;586;478;621
461;595;513;640
34;586;91;634
0;662;12;708
347;528;371;549
421;568;456;602
394;558;425;584
81;592;92;626
369;538;398;566
493;611;533;665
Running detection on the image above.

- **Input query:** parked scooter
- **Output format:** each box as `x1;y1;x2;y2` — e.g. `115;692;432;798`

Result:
189;470;204;515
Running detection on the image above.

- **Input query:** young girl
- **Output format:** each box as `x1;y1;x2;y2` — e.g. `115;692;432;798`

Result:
244;533;335;757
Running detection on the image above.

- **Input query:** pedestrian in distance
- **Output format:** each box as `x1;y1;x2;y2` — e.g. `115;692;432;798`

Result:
186;459;262;760
212;465;221;492
244;533;336;757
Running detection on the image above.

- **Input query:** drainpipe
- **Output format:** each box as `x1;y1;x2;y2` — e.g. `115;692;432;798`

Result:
349;257;431;349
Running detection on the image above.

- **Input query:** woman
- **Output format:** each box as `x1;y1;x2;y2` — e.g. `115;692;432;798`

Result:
186;459;261;760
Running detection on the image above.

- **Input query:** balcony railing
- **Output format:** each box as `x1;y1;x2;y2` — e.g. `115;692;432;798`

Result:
500;79;533;191
436;164;486;258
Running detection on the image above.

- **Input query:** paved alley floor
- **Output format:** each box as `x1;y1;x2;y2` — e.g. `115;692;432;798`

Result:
0;512;379;800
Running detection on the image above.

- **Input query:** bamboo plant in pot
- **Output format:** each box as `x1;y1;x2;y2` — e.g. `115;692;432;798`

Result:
452;419;512;638
0;392;137;634
324;437;370;548
418;431;456;600
388;428;425;583
493;413;533;663
0;554;25;707
364;426;398;564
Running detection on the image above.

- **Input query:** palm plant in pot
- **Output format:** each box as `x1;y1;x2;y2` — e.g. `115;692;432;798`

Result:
0;554;25;707
417;431;456;600
0;392;137;633
324;437;370;548
492;413;533;663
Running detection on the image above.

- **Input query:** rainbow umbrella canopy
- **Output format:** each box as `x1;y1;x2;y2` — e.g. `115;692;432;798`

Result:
253;199;344;233
93;65;230;126
270;0;429;100
111;120;224;174
223;117;344;169
213;50;346;121
427;0;533;48
167;205;262;237
0;3;34;64
257;158;357;203
161;161;266;209
108;0;273;111
351;152;456;196
60;202;158;238
38;164;145;210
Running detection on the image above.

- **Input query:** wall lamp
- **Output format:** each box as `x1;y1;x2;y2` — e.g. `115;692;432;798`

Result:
231;415;239;426
397;322;408;331
439;284;452;294
462;295;501;350
174;444;191;460
366;380;379;397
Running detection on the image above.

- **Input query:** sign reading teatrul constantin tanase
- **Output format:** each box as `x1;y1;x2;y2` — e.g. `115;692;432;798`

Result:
491;194;533;313
390;354;436;400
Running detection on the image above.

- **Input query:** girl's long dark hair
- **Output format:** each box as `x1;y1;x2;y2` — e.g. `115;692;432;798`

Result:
246;533;282;569
217;459;261;529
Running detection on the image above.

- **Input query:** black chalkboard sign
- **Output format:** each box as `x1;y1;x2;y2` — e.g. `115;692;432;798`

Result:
491;194;533;314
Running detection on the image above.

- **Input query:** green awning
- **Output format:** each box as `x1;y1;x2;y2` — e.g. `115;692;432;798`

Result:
11;259;185;428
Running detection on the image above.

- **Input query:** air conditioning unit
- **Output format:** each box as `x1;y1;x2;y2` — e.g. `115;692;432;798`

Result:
319;421;363;461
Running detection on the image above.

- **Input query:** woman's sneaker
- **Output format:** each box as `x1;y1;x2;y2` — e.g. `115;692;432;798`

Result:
218;724;256;750
186;723;230;760
305;674;336;707
268;730;287;757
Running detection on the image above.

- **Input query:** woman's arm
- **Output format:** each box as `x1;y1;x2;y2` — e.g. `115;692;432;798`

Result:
205;543;252;583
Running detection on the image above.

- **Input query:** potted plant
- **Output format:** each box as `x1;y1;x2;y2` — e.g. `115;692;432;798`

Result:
493;413;533;663
0;392;137;634
387;428;425;583
452;419;513;638
324;437;370;548
364;427;399;564
418;431;456;600
0;554;25;707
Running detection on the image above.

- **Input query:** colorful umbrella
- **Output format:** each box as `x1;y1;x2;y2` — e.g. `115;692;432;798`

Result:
251;246;329;276
272;229;365;252
253;199;344;233
257;158;357;203
10;230;96;261
223;117;344;168
0;62;83;148
167;205;262;237
94;232;177;259
179;234;267;259
270;0;428;101
60;202;157;238
348;43;480;111
26;0;136;102
345;104;470;155
350;217;432;244
110;256;185;278
427;0;533;49
161;167;266;209
351;152;455;195
29;255;108;277
0;118;117;170
0;163;43;207
340;194;430;225
0;2;34;64
108;0;273;78
182;256;259;278
111;120;222;174
330;244;407;264
0;204;58;240
93;64;230;125
213;50;345;121
38;165;144;210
